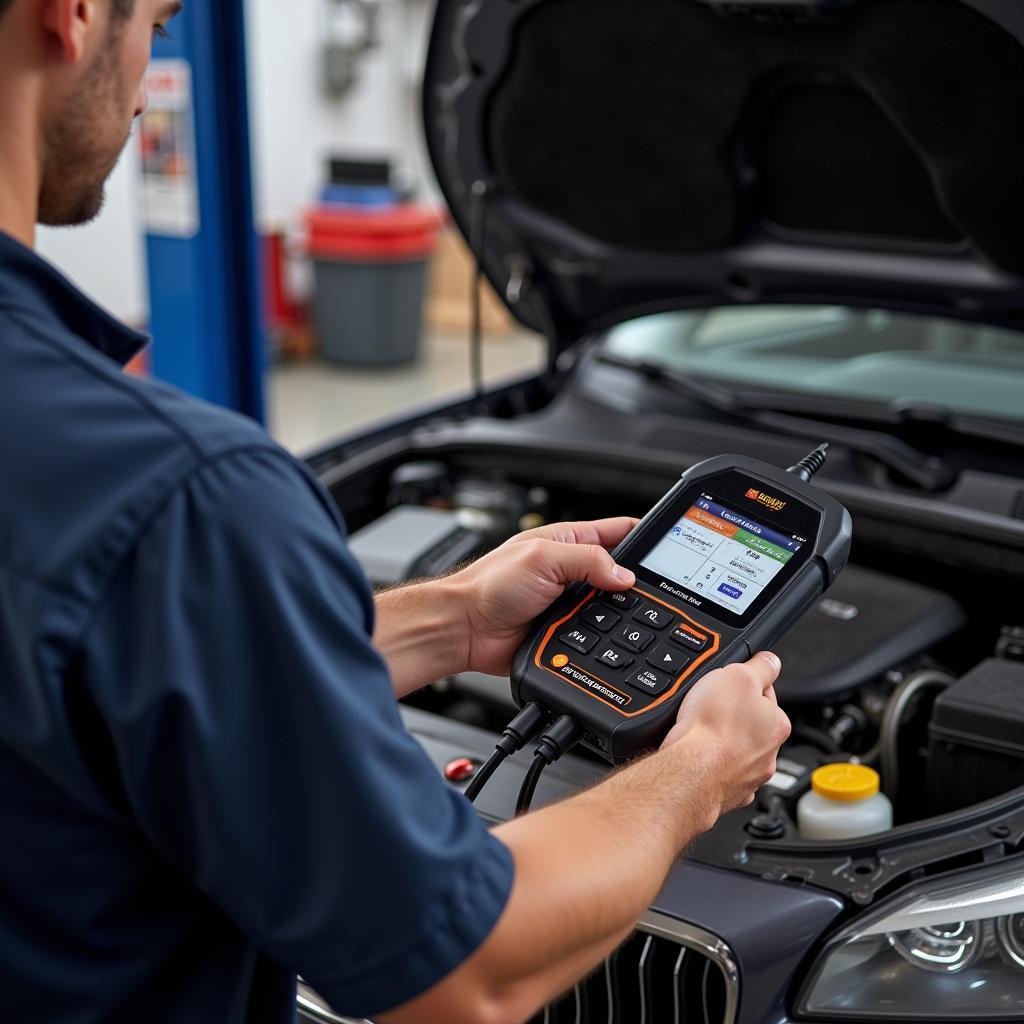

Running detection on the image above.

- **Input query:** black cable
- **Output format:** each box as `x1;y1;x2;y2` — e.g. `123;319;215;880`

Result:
514;714;583;816
787;442;829;482
463;702;547;804
469;180;489;414
516;754;548;817
463;748;509;804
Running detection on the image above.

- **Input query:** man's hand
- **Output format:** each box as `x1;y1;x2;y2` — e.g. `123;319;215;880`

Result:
662;651;791;821
450;518;640;677
377;653;792;1024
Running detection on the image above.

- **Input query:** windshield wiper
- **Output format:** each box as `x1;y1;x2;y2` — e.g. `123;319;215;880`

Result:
594;352;957;491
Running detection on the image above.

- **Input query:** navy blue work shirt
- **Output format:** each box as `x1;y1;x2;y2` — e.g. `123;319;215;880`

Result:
0;231;514;1023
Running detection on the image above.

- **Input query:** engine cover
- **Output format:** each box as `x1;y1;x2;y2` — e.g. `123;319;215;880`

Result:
772;565;965;703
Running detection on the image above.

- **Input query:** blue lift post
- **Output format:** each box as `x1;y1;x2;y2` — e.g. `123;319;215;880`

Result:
145;1;265;422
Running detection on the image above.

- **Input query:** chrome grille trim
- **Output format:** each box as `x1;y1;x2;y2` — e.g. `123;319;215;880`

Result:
638;934;655;1023
638;909;740;1024
296;912;740;1024
296;985;369;1024
672;945;688;1024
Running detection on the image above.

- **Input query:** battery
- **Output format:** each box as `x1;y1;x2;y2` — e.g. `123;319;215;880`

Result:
927;659;1024;816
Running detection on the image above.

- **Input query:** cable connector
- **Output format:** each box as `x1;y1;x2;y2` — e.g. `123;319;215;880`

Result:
787;442;829;482
515;714;583;816
495;702;548;758
533;714;583;766
463;702;548;804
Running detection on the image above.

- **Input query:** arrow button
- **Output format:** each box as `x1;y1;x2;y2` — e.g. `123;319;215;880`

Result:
646;643;693;675
581;604;621;632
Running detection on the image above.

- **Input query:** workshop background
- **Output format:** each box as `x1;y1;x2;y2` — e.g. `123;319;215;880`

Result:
36;0;545;453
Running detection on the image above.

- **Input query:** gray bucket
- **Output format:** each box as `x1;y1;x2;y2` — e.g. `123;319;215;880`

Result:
312;255;429;366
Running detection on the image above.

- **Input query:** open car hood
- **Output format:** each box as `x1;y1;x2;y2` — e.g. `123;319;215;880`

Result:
423;0;1024;356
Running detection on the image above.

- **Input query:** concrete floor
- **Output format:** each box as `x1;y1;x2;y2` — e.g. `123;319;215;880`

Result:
268;328;545;455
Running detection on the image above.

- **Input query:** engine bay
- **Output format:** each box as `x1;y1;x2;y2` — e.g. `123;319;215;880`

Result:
329;436;1024;904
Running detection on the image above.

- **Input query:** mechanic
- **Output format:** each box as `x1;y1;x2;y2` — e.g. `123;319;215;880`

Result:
0;2;791;1022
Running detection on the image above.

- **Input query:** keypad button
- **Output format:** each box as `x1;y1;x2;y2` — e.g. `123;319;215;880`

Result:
596;647;634;671
632;603;673;631
626;667;672;696
560;627;599;655
600;590;639;611
671;626;708;653
646;643;692;675
580;605;621;632
613;624;656;653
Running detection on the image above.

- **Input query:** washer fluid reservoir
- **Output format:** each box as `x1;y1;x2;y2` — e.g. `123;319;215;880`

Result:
797;764;893;840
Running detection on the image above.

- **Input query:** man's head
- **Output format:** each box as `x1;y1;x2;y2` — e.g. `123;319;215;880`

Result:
0;0;182;229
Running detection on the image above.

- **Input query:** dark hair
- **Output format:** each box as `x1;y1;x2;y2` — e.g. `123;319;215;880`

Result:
0;0;135;20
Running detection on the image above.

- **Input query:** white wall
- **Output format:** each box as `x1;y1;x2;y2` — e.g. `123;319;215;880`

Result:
246;0;438;232
36;0;437;323
35;139;149;327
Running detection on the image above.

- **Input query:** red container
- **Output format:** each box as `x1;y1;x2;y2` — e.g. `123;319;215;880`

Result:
306;206;443;261
305;205;444;366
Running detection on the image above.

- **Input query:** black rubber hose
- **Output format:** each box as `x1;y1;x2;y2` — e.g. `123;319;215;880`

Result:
790;723;842;755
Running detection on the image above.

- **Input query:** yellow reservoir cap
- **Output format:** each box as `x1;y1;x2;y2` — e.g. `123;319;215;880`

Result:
811;763;881;803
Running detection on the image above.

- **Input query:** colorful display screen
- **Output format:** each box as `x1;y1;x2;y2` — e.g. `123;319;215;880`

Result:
640;494;805;615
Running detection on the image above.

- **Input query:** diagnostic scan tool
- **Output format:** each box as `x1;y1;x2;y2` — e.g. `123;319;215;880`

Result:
510;448;852;764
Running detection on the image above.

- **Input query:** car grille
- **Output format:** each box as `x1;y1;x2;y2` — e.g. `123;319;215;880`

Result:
529;913;738;1024
297;912;739;1024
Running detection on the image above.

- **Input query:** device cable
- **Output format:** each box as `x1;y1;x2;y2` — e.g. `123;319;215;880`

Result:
514;714;583;816
787;443;830;482
516;754;549;817
464;702;547;804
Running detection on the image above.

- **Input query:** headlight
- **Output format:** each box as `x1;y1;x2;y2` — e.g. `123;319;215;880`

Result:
798;856;1024;1019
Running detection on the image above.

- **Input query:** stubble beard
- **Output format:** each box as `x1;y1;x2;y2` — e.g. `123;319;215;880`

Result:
37;32;134;227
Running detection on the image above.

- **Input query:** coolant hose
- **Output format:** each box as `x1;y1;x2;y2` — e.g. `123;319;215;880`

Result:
877;669;954;802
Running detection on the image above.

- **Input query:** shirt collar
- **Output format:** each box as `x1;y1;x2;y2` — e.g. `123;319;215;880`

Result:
0;230;150;367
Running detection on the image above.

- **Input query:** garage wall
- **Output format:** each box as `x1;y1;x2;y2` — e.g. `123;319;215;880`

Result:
246;0;438;230
35;141;149;327
34;0;436;326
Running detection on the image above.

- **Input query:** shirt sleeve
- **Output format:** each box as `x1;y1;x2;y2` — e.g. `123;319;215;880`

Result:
75;445;514;1019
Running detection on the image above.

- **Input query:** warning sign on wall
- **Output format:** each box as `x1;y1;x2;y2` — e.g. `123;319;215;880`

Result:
140;59;200;238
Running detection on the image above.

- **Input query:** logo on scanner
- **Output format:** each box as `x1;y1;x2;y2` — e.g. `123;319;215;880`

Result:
745;488;787;512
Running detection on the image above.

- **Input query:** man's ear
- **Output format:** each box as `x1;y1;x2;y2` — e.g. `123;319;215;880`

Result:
41;0;96;63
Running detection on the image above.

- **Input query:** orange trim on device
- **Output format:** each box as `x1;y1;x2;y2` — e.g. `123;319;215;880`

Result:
534;587;722;717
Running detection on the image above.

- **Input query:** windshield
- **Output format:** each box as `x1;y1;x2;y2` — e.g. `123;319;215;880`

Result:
601;306;1024;423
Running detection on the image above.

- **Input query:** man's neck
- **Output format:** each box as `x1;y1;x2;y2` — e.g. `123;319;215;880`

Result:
0;186;36;250
0;81;40;249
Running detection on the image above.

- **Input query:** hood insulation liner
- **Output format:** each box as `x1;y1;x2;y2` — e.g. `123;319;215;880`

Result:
489;0;1024;273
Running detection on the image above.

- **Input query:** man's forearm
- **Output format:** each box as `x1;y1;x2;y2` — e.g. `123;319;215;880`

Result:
374;579;470;698
379;739;720;1024
482;743;717;1015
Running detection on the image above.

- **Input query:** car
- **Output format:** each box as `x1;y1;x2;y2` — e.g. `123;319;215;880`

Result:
296;0;1024;1021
